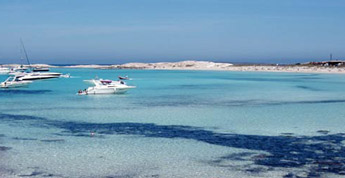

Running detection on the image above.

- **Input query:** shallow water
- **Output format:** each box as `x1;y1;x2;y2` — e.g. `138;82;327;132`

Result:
1;69;345;177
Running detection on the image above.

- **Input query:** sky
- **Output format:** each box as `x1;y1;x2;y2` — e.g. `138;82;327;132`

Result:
0;0;344;64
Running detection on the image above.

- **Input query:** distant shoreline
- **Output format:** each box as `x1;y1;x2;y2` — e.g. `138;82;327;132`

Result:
2;60;345;74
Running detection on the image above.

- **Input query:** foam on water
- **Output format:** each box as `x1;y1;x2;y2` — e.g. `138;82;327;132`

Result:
1;69;345;177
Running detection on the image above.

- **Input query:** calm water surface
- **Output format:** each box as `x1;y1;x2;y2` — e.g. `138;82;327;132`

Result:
1;68;345;178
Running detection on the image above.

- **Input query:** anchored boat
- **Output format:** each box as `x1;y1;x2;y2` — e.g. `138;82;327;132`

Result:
33;67;50;72
78;79;136;95
0;75;32;88
18;72;61;80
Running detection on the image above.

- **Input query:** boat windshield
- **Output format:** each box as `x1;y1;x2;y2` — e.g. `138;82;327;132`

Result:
101;80;112;85
6;76;14;82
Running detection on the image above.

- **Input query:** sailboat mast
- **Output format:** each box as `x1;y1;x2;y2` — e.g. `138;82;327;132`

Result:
20;38;31;67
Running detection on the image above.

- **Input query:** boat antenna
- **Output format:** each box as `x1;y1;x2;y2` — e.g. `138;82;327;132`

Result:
20;38;31;67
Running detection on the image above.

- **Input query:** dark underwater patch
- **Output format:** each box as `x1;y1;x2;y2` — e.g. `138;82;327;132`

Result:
134;98;345;108
296;85;322;91
53;121;345;176
12;137;38;141
285;99;345;105
3;106;140;113
19;170;43;177
14;166;64;177
280;133;294;136
40;139;65;143
0;90;52;95
317;130;330;134
105;175;136;178
0;113;46;122
1;112;345;176
0;146;11;151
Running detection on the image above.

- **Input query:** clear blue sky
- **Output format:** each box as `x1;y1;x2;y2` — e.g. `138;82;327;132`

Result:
0;0;344;64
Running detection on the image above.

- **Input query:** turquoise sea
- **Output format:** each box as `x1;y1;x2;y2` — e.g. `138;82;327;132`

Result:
1;68;345;178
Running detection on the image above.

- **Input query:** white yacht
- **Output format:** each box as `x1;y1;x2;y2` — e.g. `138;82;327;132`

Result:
79;79;136;95
9;39;61;80
1;75;32;88
18;72;61;80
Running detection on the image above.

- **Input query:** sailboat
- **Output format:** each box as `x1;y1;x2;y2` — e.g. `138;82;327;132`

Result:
12;39;61;80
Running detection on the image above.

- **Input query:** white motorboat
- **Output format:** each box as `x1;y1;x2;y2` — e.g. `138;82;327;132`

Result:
18;72;62;80
9;39;61;80
1;75;32;88
79;79;136;95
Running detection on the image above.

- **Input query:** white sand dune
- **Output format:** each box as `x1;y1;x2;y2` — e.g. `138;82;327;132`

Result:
3;61;345;74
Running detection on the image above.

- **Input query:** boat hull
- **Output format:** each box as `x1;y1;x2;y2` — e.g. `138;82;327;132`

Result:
20;75;58;80
18;72;62;81
79;85;135;95
0;81;32;88
79;78;136;95
33;68;50;72
81;87;115;95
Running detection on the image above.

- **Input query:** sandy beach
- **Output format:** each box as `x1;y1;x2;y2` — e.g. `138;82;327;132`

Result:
112;61;345;74
3;60;345;74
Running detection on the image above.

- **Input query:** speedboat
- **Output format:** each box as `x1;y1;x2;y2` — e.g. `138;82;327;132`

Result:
8;40;61;80
18;72;61;80
1;75;32;88
118;75;130;80
79;79;136;95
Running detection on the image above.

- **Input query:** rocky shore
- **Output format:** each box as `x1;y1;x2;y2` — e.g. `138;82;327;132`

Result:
3;60;345;74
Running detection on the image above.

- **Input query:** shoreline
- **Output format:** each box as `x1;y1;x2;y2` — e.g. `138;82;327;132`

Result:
2;60;345;74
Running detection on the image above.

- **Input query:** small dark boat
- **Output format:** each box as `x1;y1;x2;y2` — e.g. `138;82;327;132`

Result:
33;67;50;72
118;76;129;80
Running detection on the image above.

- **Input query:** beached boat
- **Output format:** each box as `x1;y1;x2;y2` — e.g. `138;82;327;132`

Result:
0;75;32;88
79;79;136;95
